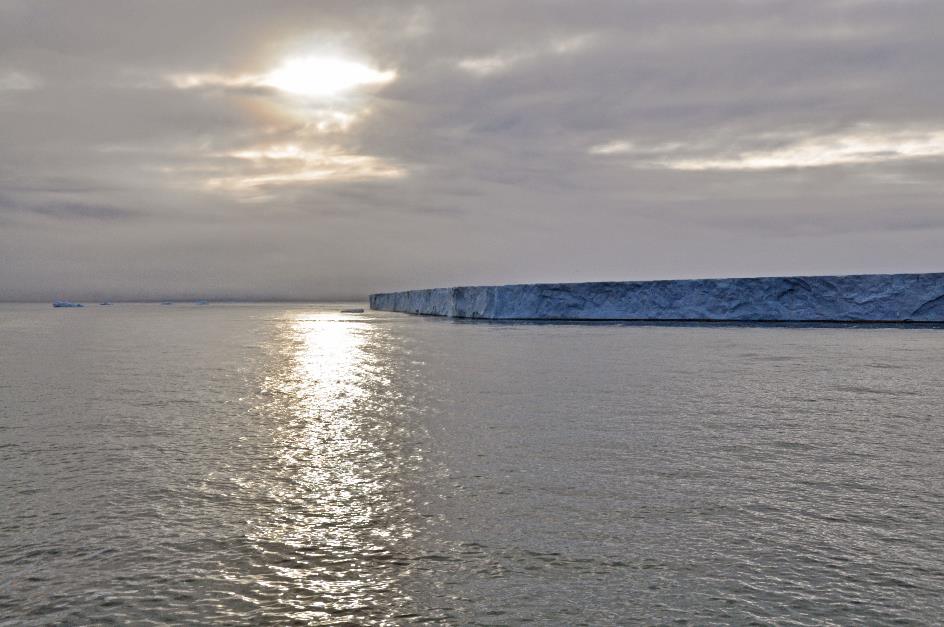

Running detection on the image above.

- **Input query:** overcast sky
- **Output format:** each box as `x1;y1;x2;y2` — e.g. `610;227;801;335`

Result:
1;0;942;301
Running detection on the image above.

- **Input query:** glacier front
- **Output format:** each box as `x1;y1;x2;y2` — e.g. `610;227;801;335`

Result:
369;273;944;322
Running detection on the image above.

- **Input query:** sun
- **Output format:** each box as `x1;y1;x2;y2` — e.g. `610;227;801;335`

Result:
263;56;396;97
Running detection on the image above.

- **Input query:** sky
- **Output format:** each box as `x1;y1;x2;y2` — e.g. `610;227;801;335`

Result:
1;0;942;301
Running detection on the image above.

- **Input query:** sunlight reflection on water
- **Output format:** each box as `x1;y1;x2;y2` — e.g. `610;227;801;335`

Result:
242;312;418;621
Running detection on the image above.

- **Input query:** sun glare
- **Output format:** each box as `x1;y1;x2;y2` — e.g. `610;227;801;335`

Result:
263;56;396;97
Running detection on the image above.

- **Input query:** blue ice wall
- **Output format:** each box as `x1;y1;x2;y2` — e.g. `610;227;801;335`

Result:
370;273;944;321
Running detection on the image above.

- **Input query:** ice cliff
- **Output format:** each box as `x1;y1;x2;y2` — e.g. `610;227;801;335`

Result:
369;273;944;322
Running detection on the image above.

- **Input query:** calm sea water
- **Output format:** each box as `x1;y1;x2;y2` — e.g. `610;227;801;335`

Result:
1;303;943;624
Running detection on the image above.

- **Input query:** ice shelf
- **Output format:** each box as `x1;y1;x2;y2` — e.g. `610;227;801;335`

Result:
369;273;944;322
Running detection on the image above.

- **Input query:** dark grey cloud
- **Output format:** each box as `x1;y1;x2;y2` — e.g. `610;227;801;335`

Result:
1;0;943;301
0;198;134;222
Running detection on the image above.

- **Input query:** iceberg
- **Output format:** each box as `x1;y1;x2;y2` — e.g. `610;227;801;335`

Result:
52;300;83;308
370;272;944;322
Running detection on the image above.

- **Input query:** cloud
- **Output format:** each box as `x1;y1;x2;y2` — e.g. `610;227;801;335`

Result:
168;58;395;98
1;1;944;300
162;57;402;197
205;144;406;194
0;70;39;91
457;33;595;76
0;196;134;222
591;129;944;170
458;54;519;77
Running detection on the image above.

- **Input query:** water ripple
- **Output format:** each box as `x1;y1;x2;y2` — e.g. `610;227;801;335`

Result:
2;305;944;623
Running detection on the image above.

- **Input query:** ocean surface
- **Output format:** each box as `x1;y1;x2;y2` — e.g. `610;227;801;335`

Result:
2;303;943;624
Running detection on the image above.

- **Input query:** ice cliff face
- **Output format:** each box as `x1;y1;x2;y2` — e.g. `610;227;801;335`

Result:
370;273;944;321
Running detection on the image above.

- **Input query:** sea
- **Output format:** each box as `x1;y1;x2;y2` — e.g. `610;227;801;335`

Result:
1;303;943;624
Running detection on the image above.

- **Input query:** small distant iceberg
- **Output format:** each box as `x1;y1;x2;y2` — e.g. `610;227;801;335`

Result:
99;301;113;306
194;300;209;305
160;301;174;305
340;308;364;313
52;301;83;308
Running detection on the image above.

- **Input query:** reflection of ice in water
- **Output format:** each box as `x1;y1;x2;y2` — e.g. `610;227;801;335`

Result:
243;311;417;621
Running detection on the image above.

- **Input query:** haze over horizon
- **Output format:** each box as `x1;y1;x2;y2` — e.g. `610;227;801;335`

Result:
2;1;943;301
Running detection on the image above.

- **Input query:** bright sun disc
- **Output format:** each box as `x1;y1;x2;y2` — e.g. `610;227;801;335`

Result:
263;56;395;97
